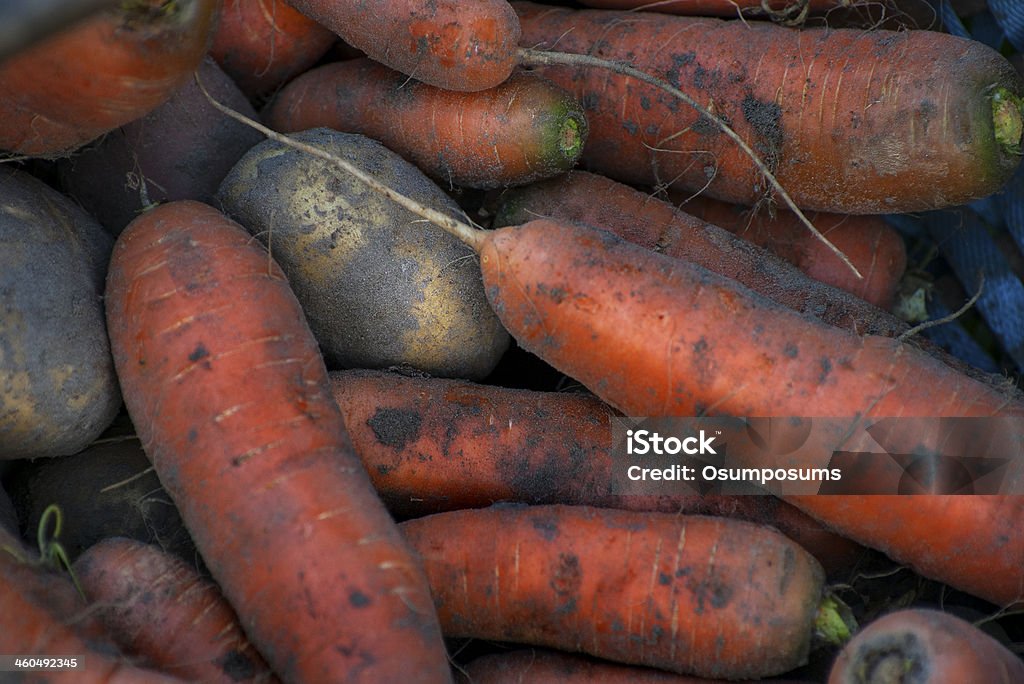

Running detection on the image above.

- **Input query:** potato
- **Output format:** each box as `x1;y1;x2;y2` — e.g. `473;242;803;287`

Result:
58;57;264;236
0;169;120;458
217;128;510;379
5;416;198;565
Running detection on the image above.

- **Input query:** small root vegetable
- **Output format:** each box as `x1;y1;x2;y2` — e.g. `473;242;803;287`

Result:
217;128;510;379
58;57;264;236
74;538;277;683
283;0;522;92
673;195;907;309
265;58;587;189
210;0;336;99
0;168;120;459
827;608;1024;683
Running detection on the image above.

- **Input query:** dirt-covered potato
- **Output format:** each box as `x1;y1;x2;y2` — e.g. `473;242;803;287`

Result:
58;57;264;236
0;169;121;458
5;417;197;565
217;128;510;380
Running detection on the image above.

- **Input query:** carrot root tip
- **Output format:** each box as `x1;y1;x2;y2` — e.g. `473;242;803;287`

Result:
813;593;856;648
992;87;1024;156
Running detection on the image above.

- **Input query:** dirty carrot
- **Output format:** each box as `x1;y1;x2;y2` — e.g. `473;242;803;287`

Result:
282;0;521;91
512;1;1024;214
104;200;451;683
73;537;277;683
210;0;336;99
0;0;217;156
265;57;587;189
330;368;864;574
402;505;844;679
0;528;185;683
460;648;807;683
673;195;907;308
493;170;908;334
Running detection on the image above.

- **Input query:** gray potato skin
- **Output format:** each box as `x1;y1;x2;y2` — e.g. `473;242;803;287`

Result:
217;129;509;379
0;169;121;458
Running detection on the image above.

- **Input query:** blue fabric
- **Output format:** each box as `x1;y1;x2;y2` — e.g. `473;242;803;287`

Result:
997;160;1024;257
921;297;1001;374
990;0;1024;51
924;209;1024;372
934;0;972;38
966;10;1008;51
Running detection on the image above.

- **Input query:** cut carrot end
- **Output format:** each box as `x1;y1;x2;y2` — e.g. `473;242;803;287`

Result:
992;87;1023;156
559;116;584;160
813;593;856;648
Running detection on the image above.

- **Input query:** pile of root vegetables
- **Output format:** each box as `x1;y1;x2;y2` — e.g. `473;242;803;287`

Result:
2;0;1024;682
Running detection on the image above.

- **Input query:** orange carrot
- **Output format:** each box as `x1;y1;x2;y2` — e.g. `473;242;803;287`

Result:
104;200;451;683
459;649;728;683
265;58;587;188
674;195;907;309
283;0;521;92
0;528;184;683
210;0;336;99
402;505;835;680
827;608;1024;683
460;648;813;683
572;0;936;29
0;0;217;156
512;2;1024;213
73;538;277;683
329;368;864;574
493;171;910;335
574;0;848;16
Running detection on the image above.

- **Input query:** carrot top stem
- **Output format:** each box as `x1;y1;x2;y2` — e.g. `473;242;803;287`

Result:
515;47;861;280
813;593;856;648
992;87;1024;156
195;71;486;251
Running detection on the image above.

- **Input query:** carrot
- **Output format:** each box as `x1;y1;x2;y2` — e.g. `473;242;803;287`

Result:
512;2;1024;214
210;0;336;99
492;171;911;336
673;195;907;309
73;538;276;683
0;528;184;684
827;608;1024;683
103;200;451;683
282;0;521;92
572;0;937;31
574;0;850;18
265;58;587;189
459;648;735;683
401;505;840;679
329;368;864;574
205;90;1024;609
460;648;816;683
0;0;217;156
